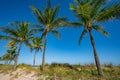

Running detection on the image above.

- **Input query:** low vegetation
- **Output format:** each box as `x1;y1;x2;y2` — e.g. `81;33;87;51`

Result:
0;63;120;80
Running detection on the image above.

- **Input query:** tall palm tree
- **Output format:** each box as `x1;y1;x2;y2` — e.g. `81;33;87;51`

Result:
31;0;68;71
70;0;120;76
0;22;37;69
30;37;43;66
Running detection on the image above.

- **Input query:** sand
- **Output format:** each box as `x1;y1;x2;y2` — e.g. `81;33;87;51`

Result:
0;69;38;80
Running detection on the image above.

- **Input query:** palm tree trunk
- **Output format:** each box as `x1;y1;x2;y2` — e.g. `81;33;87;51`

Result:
14;42;22;70
33;50;37;66
88;30;104;76
41;33;48;71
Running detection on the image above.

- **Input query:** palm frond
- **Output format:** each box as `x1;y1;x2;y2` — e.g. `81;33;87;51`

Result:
70;1;90;23
70;4;76;11
44;7;50;24
78;2;91;21
51;30;61;38
30;6;45;24
0;35;15;40
93;25;109;37
91;0;108;8
52;17;68;27
29;28;44;36
6;40;17;48
95;2;120;22
78;29;87;45
91;0;109;21
50;5;60;23
66;22;83;27
0;27;18;37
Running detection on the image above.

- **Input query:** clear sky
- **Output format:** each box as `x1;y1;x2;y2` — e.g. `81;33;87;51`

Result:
0;0;120;65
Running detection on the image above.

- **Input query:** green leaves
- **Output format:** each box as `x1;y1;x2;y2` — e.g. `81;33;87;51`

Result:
78;29;87;45
66;22;83;27
70;0;91;24
30;37;43;52
0;35;16;41
90;0;109;21
95;5;120;22
93;25;109;37
0;27;18;37
51;30;61;38
50;5;60;23
70;4;76;11
70;0;120;23
52;17;68;27
6;40;16;48
30;6;45;25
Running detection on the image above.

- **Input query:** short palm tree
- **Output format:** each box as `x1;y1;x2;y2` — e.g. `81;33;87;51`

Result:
70;0;120;76
30;37;43;66
6;41;17;64
0;22;37;69
31;0;68;71
1;53;12;64
0;34;17;65
0;44;17;64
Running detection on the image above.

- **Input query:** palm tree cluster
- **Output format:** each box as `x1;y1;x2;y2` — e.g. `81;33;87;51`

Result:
0;0;120;76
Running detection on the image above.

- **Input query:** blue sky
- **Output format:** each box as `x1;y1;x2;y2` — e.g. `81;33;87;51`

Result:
0;0;120;65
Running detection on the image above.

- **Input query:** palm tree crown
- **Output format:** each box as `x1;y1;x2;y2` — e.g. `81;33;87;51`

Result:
31;0;68;38
0;21;37;69
0;22;36;45
70;0;120;42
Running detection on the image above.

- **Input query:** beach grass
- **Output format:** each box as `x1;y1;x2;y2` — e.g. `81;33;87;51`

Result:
0;63;120;80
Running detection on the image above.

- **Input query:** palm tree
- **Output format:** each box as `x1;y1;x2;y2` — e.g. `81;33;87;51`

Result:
0;43;17;65
0;22;37;69
70;0;120;76
30;0;68;71
5;46;17;64
30;37;43;66
6;41;17;64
